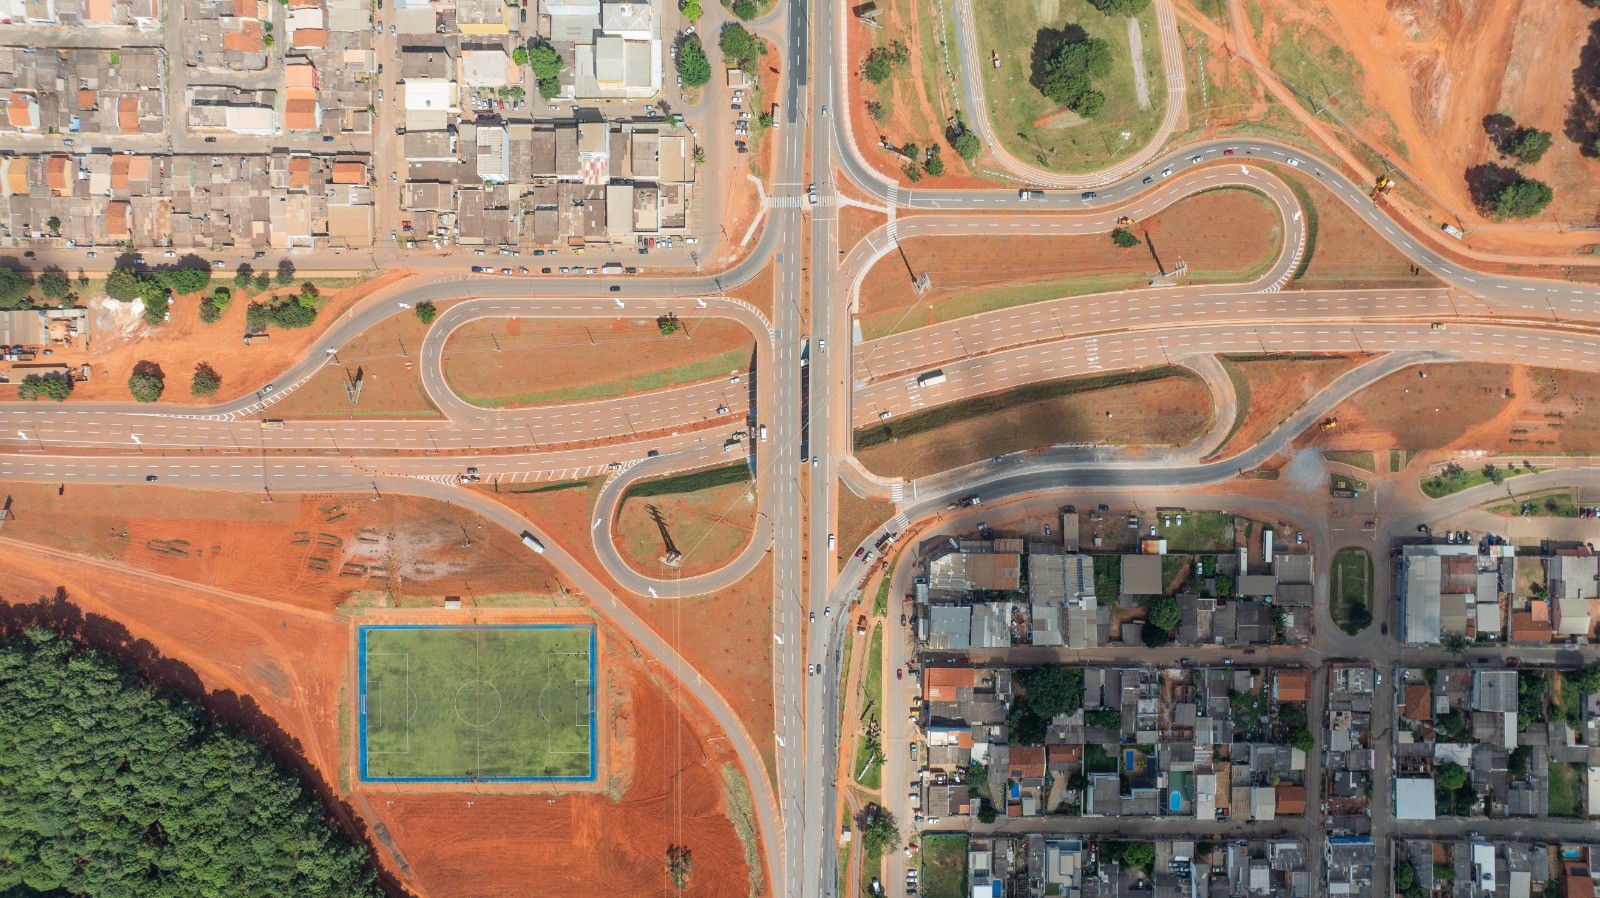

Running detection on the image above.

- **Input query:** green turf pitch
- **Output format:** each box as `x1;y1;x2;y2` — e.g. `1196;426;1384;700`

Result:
360;626;594;781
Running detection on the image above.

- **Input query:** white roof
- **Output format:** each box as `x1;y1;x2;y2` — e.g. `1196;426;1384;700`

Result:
1394;778;1435;820
404;78;454;111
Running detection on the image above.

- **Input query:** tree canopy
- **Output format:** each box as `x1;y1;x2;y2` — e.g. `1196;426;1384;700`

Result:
676;34;712;88
157;265;212;296
861;41;910;84
1436;761;1468;791
414;301;439;325
0;630;381;897
128;371;165;403
36;271;72;301
680;0;701;20
719;23;761;72
1039;36;1112;117
1147;595;1180;632
730;0;756;19
1492;177;1554;219
1111;227;1140;248
1087;0;1149;13
1508;127;1552;165
1286;727;1315;753
951;130;981;161
16;372;73;401
191;363;222;398
528;42;564;99
0;265;33;310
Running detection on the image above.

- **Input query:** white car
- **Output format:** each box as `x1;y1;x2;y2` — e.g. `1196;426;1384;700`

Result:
1286;157;1302;167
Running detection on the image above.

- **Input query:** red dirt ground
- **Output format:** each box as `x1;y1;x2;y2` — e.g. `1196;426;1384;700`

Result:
269;302;442;420
0;491;768;897
442;318;755;405
1214;354;1370;458
615;478;758;579
1282;170;1444;290
20;271;409;405
858;190;1280;333
1253;0;1600;240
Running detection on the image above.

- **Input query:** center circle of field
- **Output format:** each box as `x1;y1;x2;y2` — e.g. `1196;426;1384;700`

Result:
453;679;503;729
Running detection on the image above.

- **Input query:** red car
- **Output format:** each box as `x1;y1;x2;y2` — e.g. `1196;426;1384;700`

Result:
896;668;904;680
1223;148;1235;156
854;547;865;558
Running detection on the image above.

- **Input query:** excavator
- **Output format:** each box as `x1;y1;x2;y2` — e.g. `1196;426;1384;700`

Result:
1370;175;1395;200
1115;216;1136;227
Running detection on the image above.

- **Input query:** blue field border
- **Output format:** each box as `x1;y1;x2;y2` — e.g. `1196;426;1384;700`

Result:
356;624;599;784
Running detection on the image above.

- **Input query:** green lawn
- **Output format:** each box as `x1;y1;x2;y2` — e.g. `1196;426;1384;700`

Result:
1548;762;1585;817
1421;464;1541;499
1489;490;1582;519
1330;547;1373;636
854;624;885;789
1157;511;1235;553
1092;554;1121;606
458;346;750;407
621;463;751;500
973;0;1166;173
921;834;970;898
1330;473;1370;493
1324;450;1377;473
875;561;897;617
1084;742;1118;775
360;625;594;780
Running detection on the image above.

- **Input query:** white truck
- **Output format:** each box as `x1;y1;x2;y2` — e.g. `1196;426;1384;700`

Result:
916;370;947;387
520;532;546;553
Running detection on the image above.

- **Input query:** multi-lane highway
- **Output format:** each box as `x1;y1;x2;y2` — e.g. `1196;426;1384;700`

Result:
9;0;1600;893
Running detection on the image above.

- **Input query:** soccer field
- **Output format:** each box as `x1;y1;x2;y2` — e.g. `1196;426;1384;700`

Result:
359;625;596;782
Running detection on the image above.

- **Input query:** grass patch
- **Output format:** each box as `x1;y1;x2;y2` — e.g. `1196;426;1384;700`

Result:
359;625;593;780
622;463;751;501
721;763;765;898
973;0;1165;174
1330;473;1370;492
856;367;1180;450
921;834;969;898
1324;450;1376;473
853;624;885;790
875;560;896;617
1488;490;1582;518
459;346;749;408
862;273;1145;341
1084;742;1118;775
1092;554;1121;606
1548;762;1584;817
288;408;444;420
507;478;596;495
1157;510;1234;553
1331;547;1373;636
1421;464;1541;499
1390;449;1406;472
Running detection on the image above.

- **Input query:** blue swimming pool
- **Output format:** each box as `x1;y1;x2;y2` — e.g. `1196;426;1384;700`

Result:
1169;791;1183;812
1125;749;1137;769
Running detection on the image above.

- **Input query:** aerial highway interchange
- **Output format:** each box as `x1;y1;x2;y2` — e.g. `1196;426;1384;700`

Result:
5;0;1600;894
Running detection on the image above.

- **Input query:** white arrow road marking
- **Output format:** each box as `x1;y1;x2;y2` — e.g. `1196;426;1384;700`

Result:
648;586;658;597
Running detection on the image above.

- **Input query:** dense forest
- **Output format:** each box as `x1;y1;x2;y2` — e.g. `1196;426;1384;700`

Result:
0;629;382;897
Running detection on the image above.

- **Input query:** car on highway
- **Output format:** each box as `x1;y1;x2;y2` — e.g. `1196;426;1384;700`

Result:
1286;157;1302;166
896;668;903;680
1160;168;1172;178
1080;191;1097;200
608;285;621;292
145;474;159;482
646;449;660;457
821;106;828;116
1142;175;1153;184
1223;148;1236;156
878;410;892;420
471;265;492;272
1190;155;1204;163
810;612;815;622
828;534;836;549
518;267;529;274
900;613;907;626
811;457;818;467
86;251;98;258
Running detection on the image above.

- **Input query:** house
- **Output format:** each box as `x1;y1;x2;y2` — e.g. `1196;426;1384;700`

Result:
1274;782;1306;816
1121;554;1163;600
1273;669;1310;703
1393;778;1435;820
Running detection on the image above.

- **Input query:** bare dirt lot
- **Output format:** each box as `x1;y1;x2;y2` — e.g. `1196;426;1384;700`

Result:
836;486;897;567
1214;354;1371;458
1252;0;1600;240
269;302;441;420
1316;363;1600;457
615;476;758;579
441;318;756;407
859;190;1280;338
9;271;402;406
856;370;1211;479
0;488;767;897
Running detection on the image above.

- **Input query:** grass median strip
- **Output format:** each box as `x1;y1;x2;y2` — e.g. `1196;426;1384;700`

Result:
1331;547;1374;636
621;463;751;500
856;367;1179;450
458;346;750;408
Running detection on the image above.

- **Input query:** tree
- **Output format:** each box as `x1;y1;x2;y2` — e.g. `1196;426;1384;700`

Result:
234;264;255;288
667;844;693;890
0;265;33;310
254;271;272;292
731;0;756;19
1395;858;1416;892
414;301;438;325
1347;603;1374;630
681;0;702;20
512;46;530;66
719;23;761;72
1085;708;1121;729
1508;127;1552;165
36;271;71;301
676;34;712;88
0;630;381;897
1013;666;1084;719
17;371;73;401
1442;633;1470;654
861;811;900;854
1111;227;1139;248
127;370;164;403
866;99;887;123
1436;761;1468;791
275;260;296;286
141;290;169;326
105;266;147;302
658;315;681;335
527;42;565;99
1141;624;1171;648
951;129;981;161
903;162;924;183
1119;842;1155;870
190;363;222;397
157;265;211;295
861;41;910;84
1286;727;1315;753
1491;177;1554;219
976;802;997;823
924;146;946;177
198;299;225;323
1039;36;1113;117
1147;595;1180;631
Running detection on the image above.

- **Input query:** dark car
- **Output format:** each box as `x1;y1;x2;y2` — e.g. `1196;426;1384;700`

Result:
1142;176;1153;184
1381;623;1389;635
145;475;159;482
608;285;621;292
1081;191;1097;200
646;449;660;458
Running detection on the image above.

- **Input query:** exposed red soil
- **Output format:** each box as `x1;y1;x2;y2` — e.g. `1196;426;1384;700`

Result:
269;301;442;420
1214;354;1371;458
615;479;758;579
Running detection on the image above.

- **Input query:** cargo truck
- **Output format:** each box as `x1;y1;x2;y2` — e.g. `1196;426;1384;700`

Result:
916;370;946;387
520;532;546;553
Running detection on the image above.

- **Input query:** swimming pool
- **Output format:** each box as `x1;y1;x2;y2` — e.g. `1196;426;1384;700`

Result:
1168;791;1183;813
1125;749;1138;769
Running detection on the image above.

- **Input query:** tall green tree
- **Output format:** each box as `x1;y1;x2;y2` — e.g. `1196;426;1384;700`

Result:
1087;0;1149;13
128;370;164;403
0;630;381;897
1508;127;1552;165
719;23;761;71
0;265;32;310
676;34;712;88
1492;177;1554;219
191;363;222;397
528;41;564;99
1040;36;1112;117
16;372;72;401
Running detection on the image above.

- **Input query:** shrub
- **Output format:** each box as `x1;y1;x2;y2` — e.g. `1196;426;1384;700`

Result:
128;371;164;403
17;371;73;401
731;0;756;19
1087;0;1149;12
866;99;888;123
1111;227;1140;248
414;301;438;325
190;363;222;397
924;146;945;177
